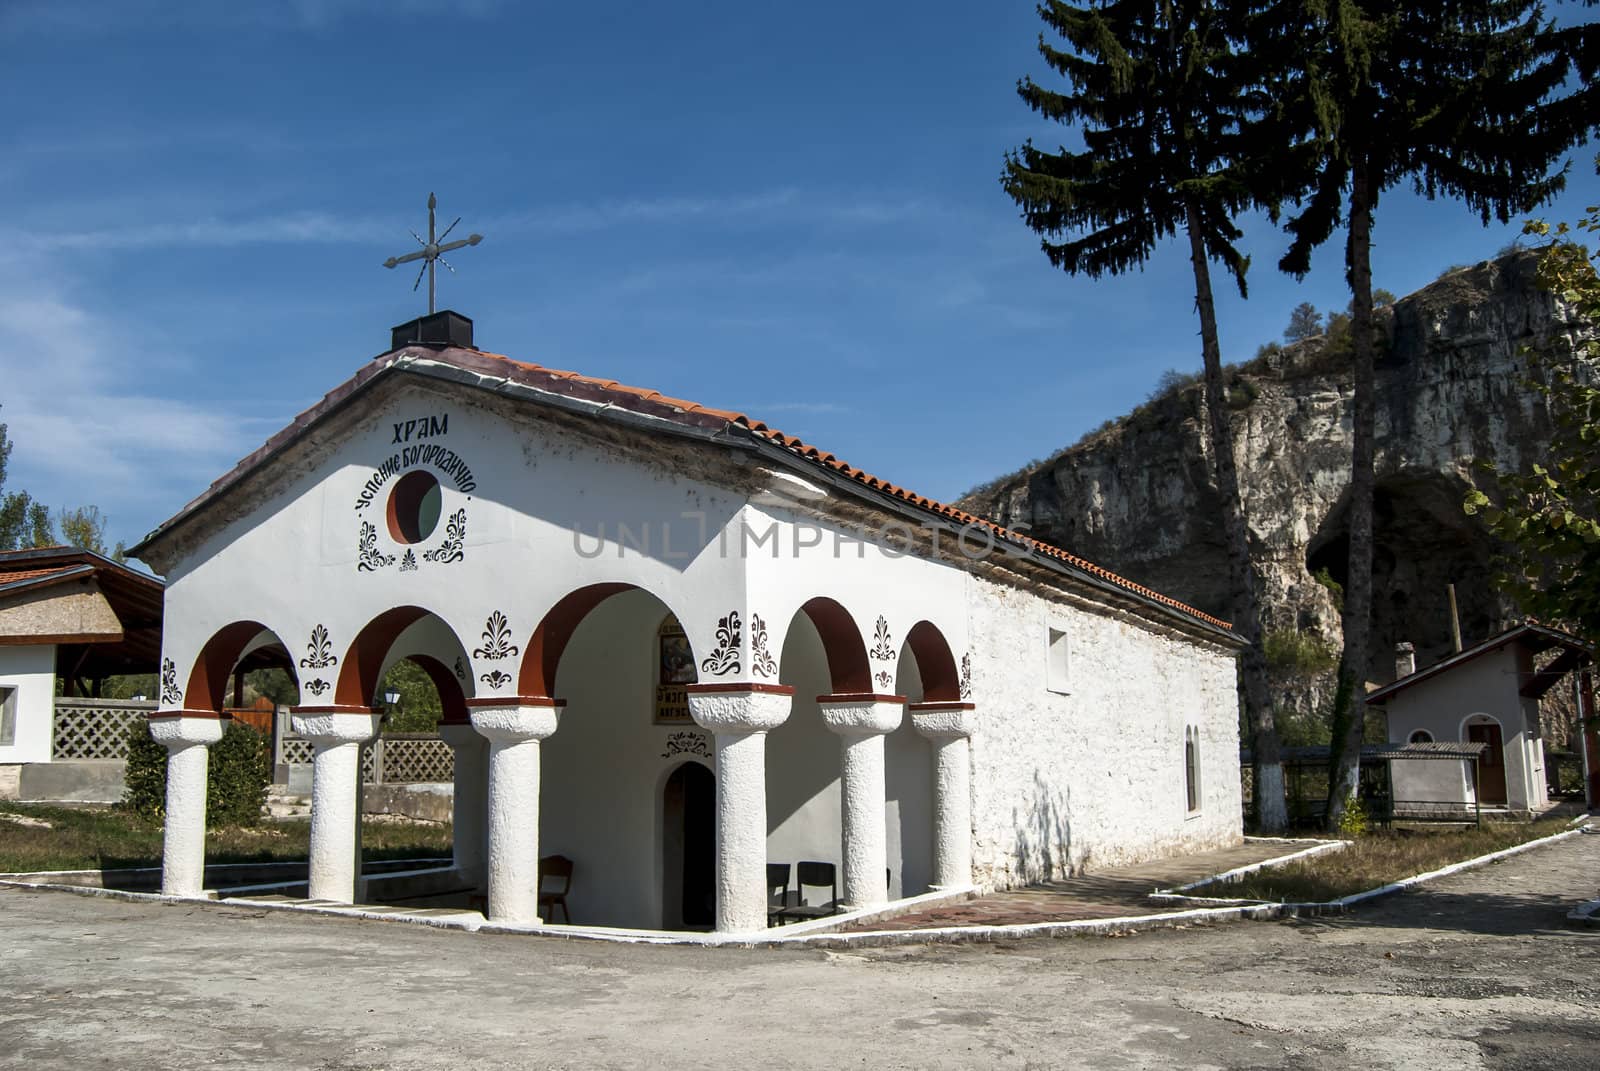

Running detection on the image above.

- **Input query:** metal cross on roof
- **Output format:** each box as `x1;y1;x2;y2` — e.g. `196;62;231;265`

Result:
382;192;483;315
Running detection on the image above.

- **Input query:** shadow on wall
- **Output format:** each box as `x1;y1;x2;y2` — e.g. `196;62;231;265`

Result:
1011;769;1073;884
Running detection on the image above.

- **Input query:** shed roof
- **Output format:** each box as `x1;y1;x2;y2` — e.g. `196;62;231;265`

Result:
0;546;165;677
130;343;1238;642
1365;624;1593;705
1242;741;1488;763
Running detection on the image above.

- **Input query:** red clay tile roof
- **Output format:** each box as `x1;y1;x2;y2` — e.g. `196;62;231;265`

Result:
0;564;79;586
138;345;1233;635
460;350;1234;633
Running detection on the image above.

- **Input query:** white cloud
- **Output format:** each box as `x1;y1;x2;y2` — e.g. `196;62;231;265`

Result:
0;271;266;546
10;212;392;254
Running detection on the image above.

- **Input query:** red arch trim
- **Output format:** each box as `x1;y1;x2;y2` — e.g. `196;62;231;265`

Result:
334;606;430;708
184;621;285;713
408;653;469;724
799;597;872;694
905;620;961;703
518;583;636;697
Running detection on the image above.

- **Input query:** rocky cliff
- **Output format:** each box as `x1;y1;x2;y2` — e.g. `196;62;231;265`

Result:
959;251;1595;716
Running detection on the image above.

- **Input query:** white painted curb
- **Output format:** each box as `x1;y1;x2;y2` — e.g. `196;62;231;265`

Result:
2;828;1588;948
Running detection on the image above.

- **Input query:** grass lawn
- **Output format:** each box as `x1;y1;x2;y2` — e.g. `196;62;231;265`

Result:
0;802;452;875
1224;816;1576;903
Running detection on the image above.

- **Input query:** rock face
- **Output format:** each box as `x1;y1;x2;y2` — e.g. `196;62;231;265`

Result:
959;252;1594;713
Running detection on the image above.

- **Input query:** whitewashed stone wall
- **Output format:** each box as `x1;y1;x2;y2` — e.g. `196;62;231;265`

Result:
965;575;1241;887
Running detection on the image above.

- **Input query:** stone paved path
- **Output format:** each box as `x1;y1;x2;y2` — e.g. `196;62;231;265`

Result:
843;838;1318;930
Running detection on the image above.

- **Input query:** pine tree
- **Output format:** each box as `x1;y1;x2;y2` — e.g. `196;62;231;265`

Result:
1260;0;1598;829
1002;0;1290;830
1284;301;1324;341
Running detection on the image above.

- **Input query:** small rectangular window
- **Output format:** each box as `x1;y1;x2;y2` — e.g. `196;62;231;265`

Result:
1046;624;1070;694
0;686;16;747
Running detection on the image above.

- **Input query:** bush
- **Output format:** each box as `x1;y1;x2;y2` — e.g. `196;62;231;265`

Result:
1226;377;1260;409
1263;628;1339;675
1312;567;1345;611
1336;792;1370;837
122;722;167;822
119;719;270;828
208;722;270;827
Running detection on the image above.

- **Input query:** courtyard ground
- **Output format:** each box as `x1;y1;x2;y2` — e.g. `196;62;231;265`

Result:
2;834;1597;1069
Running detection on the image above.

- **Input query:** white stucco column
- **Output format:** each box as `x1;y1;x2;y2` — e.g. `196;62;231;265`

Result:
912;703;978;890
687;684;793;934
149;712;225;898
290;707;382;904
438;722;488;888
819;694;905;910
468;698;563;925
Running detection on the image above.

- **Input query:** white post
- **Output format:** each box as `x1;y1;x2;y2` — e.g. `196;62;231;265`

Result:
819;695;905;910
469;700;562;925
438;722;488;888
912;703;978;890
149;714;225;897
687;684;792;934
291;709;382;904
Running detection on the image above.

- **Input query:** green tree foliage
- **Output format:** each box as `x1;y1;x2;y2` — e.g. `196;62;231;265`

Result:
1466;179;1600;642
379;658;444;732
121;720;270;827
1002;0;1288;830
121;723;168;823
1284;301;1323;341
56;505;110;557
245;667;299;708
1260;0;1597;830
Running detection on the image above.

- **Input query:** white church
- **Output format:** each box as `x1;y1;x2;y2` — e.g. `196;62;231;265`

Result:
130;310;1245;936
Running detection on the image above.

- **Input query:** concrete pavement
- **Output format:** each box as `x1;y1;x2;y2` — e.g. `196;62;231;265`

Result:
2;834;1597;1070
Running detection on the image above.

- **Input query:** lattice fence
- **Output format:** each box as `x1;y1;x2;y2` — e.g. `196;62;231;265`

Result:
51;699;156;760
381;736;454;783
277;733;452;784
280;737;315;765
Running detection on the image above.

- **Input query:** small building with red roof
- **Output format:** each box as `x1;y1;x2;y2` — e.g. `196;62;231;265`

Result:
128;310;1246;934
0;546;164;797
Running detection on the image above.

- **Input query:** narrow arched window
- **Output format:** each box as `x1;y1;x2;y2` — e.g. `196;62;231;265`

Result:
1184;727;1201;813
1408;729;1434;745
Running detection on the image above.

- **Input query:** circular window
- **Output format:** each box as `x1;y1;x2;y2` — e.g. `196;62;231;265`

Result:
386;470;442;544
1408;729;1434;745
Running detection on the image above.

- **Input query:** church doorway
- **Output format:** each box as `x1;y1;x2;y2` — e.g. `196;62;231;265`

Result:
662;761;715;930
1466;719;1507;805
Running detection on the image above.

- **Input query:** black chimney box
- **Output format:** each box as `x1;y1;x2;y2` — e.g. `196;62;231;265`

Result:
391;310;474;351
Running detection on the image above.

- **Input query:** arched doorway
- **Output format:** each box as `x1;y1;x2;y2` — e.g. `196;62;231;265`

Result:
1465;716;1508;805
661;761;715;930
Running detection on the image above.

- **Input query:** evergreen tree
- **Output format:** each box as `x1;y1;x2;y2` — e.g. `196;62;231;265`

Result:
1002;0;1290;829
1260;0;1597;829
1284;301;1324;341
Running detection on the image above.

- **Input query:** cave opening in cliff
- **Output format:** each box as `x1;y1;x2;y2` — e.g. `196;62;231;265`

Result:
1306;472;1504;681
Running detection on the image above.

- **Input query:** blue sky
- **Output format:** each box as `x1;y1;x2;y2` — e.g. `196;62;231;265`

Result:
3;0;1595;556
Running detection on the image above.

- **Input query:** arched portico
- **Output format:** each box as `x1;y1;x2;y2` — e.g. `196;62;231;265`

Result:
898;620;976;891
292;606;474;905
533;585;711;929
155;620;301;898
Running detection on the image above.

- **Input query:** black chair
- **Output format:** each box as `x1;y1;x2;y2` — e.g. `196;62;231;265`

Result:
766;862;792;926
776;861;838;924
538;854;573;924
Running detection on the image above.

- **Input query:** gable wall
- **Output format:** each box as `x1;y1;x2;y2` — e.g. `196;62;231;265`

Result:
1383;647;1541;810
